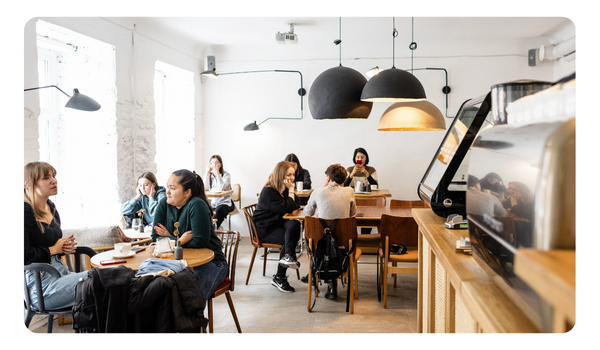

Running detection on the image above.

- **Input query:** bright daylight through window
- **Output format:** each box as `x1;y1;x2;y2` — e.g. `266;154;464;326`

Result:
154;61;195;185
36;20;118;229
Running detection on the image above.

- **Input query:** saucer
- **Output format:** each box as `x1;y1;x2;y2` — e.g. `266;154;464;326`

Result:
111;250;136;259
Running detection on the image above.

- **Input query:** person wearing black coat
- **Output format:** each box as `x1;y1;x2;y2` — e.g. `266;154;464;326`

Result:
253;161;301;293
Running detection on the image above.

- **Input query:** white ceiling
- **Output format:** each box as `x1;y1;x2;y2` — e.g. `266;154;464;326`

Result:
130;17;573;48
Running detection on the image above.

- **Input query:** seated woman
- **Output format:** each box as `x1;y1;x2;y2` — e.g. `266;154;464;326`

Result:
284;153;312;205
303;163;356;299
121;172;166;226
152;169;228;305
253;161;302;293
344;147;378;189
24;161;88;311
344;147;378;234
480;172;508;200
204;155;236;229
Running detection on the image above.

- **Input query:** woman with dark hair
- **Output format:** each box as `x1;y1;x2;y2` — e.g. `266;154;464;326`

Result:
152;169;227;305
343;147;378;188
253;161;302;293
284;153;312;205
503;181;534;220
204;155;235;229
480;172;508;200
24;161;89;311
121;171;166;226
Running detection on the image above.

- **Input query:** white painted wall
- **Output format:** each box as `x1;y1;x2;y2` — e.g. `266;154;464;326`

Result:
23;17;575;232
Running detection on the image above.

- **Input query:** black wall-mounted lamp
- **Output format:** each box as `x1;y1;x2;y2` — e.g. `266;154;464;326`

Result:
201;68;305;131
24;85;101;111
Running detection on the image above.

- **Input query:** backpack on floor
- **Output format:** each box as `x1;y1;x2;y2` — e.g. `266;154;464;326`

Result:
307;218;356;312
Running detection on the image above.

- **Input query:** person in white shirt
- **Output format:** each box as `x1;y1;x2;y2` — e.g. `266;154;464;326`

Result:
204;155;235;229
303;163;356;300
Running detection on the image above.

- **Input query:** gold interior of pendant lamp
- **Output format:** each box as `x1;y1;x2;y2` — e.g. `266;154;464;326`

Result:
378;100;445;131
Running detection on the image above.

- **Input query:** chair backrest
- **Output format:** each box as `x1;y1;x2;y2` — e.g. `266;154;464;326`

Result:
389;199;429;208
242;204;261;247
304;216;358;252
215;230;240;291
231;184;241;208
356;195;386;207
379;214;419;250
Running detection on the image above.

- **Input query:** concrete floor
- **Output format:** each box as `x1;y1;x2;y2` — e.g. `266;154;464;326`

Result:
27;235;418;334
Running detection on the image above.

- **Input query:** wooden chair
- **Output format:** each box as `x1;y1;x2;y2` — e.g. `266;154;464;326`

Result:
304;216;361;314
207;230;242;333
226;184;241;230
356;194;387;254
242;204;300;285
378;214;419;308
355;194;387;207
390;199;430;208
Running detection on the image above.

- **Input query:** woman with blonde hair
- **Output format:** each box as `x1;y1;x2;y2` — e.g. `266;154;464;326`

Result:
24;161;89;311
253;161;301;293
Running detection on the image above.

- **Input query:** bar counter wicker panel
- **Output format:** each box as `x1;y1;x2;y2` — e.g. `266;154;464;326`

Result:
413;208;539;333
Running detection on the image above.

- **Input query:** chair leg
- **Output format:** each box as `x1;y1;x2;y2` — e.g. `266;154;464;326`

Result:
296;269;300;280
208;298;213;333
262;248;268;276
393;262;397;287
24;310;34;329
354;261;359;299
383;262;388;309
225;292;242;333
47;315;54;333
245;247;258;285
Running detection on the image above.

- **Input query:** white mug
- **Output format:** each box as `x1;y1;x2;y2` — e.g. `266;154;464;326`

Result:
296;181;303;192
114;242;132;255
371;184;378;190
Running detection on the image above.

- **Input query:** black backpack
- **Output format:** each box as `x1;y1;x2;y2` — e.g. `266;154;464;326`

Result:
307;218;356;312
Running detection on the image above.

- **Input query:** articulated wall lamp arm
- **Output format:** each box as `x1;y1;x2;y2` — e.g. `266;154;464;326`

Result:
24;85;101;111
202;69;305;131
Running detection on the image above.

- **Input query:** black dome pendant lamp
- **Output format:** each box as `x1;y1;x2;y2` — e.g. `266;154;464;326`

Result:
309;18;372;120
361;17;426;102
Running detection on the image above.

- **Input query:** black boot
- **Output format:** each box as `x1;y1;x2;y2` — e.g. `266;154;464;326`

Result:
325;279;337;300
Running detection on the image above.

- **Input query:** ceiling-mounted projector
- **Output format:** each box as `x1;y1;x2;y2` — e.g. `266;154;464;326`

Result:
276;23;297;44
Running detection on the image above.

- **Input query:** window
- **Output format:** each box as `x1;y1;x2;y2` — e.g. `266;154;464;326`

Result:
36;20;118;229
154;61;195;185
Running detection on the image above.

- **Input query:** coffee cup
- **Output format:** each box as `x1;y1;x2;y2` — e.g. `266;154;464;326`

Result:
169;240;176;250
114;242;131;255
371;184;378;190
296;181;303;192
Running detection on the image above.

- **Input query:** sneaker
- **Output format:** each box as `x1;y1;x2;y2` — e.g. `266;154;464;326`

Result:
278;254;300;269
325;280;338;300
301;274;309;284
271;275;295;293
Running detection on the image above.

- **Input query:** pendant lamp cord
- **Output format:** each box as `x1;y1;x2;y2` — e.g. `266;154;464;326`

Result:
338;17;342;66
392;18;398;68
409;17;418;74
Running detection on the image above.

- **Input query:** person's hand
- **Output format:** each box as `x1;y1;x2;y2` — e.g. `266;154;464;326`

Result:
61;235;77;254
179;230;193;245
148;185;156;200
153;223;172;237
134;188;143;201
206;163;213;175
49;238;66;255
284;177;295;189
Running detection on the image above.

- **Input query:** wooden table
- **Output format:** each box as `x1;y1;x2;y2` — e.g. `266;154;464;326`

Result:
91;247;214;271
206;190;233;198
256;189;314;198
123;227;152;240
284;206;412;226
353;189;391;198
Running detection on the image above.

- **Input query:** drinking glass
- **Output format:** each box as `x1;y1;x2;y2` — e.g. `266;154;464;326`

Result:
132;218;141;230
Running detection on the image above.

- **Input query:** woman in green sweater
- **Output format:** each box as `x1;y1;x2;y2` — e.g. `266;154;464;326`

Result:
152;169;227;305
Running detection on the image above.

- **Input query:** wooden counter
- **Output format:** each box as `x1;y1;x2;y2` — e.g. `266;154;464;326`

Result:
413;208;539;333
515;249;575;332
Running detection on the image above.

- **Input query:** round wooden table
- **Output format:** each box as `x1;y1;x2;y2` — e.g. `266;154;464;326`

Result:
91;247;214;271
